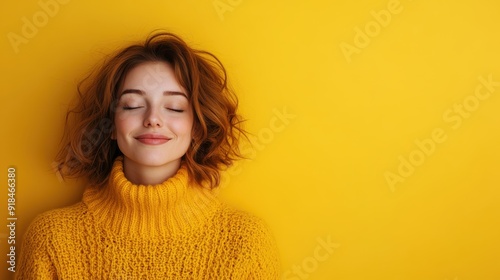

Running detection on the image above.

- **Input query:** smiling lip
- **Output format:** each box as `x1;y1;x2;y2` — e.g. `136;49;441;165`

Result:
135;134;171;145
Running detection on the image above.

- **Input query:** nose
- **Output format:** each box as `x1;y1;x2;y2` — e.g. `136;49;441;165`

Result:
144;107;163;127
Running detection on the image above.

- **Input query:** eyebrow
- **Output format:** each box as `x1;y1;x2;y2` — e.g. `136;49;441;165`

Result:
120;89;188;98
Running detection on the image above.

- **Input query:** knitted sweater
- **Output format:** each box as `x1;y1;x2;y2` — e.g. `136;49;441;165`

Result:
16;157;281;279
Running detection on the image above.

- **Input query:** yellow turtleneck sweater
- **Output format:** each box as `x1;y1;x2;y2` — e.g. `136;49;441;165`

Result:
16;157;281;279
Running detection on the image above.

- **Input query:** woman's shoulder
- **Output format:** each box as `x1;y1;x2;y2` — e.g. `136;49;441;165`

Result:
213;204;276;238
34;202;86;220
25;202;87;234
210;204;282;276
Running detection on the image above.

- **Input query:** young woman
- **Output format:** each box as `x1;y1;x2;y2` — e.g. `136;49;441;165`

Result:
16;32;281;279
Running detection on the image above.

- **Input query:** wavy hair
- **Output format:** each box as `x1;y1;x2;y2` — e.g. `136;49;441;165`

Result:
55;31;246;189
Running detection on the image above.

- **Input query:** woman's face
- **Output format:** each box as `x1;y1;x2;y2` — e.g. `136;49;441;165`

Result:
113;61;193;172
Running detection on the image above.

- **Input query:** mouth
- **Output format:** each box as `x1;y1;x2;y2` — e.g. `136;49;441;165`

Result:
135;134;171;145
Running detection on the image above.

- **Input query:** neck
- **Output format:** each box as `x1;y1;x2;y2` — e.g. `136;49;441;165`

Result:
122;157;181;185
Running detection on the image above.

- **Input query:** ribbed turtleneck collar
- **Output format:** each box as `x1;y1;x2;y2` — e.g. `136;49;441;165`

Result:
82;157;221;237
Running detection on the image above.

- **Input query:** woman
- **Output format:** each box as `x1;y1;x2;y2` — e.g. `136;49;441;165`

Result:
16;32;281;279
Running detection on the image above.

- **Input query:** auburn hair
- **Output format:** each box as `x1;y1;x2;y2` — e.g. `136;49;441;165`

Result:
55;31;246;189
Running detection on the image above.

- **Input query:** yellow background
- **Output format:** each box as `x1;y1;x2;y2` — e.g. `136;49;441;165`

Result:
1;0;500;279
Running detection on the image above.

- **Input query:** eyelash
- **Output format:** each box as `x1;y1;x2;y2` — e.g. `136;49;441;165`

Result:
122;106;142;110
122;106;184;113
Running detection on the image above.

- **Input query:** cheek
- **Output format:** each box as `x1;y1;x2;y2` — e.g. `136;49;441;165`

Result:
114;115;136;136
170;116;193;137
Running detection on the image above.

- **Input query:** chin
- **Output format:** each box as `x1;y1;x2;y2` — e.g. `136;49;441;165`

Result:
135;154;182;168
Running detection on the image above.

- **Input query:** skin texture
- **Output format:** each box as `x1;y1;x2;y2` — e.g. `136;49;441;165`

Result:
112;61;194;185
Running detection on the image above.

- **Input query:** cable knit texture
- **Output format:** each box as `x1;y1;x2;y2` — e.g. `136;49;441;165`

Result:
16;157;281;279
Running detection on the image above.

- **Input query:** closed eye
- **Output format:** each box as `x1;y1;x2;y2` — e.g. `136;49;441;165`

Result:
123;106;143;110
167;108;184;113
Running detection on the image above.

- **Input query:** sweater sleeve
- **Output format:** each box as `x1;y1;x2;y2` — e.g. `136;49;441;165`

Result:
15;213;58;280
250;221;281;279
238;214;282;280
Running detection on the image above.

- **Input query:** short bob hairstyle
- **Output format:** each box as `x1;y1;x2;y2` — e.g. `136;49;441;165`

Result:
55;31;246;189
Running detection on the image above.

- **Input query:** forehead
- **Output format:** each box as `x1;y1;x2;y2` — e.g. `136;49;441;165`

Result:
120;61;186;95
